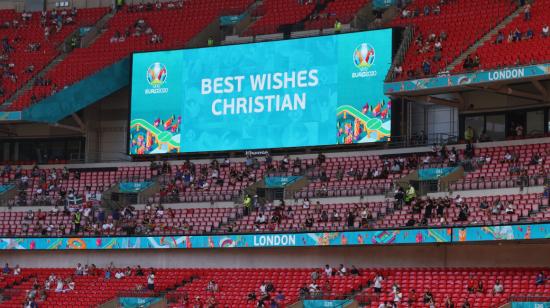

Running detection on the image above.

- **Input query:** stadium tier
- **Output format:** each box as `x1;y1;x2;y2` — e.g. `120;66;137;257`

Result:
0;267;550;307
1;0;550;307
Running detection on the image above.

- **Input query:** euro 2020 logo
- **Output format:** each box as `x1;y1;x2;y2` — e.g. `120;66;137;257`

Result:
146;62;167;88
353;43;375;70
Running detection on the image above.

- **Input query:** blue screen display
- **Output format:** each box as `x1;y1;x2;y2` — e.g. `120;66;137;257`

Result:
129;29;393;154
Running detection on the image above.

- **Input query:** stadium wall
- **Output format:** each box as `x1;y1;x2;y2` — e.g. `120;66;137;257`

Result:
3;242;550;268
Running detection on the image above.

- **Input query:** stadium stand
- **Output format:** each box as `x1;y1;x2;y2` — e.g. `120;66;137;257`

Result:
0;266;549;307
7;0;254;111
390;0;516;79
242;0;316;36
455;0;550;72
0;7;108;108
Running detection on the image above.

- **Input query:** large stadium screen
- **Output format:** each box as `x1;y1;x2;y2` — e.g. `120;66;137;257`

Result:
129;29;393;155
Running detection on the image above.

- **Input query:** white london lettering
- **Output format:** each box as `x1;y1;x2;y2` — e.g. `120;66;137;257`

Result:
488;68;525;81
253;235;296;247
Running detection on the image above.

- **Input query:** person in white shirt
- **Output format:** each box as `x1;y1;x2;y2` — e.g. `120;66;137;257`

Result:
505;202;515;214
147;271;155;290
543;25;549;37
393;288;403;304
493;280;504;294
373;273;384;293
338;264;347;276
255;214;267;224
67;279;75;292
55;279;64;292
13;264;21;276
324;264;333;277
75;263;83;275
302;198;310;209
260;282;267;295
115;270;125;279
308;282;319;294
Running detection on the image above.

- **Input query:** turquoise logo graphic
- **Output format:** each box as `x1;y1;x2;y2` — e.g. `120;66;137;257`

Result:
353;43;375;70
146;62;167;88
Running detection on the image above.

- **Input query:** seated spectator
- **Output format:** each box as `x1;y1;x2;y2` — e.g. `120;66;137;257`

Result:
477;280;484;293
13;264;21;276
495;31;504;44
255;213;267;224
247;290;257;302
324;264;333;277
55;278;64;292
115;270;125;279
535;271;546;285
493;280;504;294
337;264;347;276
505;202;515;214
543;25;549;38
408;289;418;305
423;289;434;303
373;273;384;293
206;280;219;293
525;28;534;40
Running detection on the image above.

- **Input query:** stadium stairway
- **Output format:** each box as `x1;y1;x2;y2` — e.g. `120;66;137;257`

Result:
445;3;526;72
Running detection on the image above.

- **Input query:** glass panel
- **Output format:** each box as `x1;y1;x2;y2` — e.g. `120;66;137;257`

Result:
485;114;506;141
526;110;544;135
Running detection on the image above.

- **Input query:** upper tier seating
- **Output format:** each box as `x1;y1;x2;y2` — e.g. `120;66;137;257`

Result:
454;0;550;73
304;0;370;30
0;8;108;109
242;0;316;36
390;0;516;80
8;0;253;111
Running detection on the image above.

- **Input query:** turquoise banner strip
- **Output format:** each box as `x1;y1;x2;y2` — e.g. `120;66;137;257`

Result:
119;297;161;308
264;176;302;188
384;63;550;94
0;111;22;121
453;223;550;242
0;228;450;250
511;302;550;308
22;57;130;123
418;167;457;180
0;184;14;194
304;299;353;308
219;14;246;26
4;222;550;251
119;181;153;193
372;0;396;9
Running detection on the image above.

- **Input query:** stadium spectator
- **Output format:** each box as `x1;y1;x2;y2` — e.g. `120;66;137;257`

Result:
147;270;155;290
523;3;531;20
493;280;504;294
536;271;546;285
444;296;455;308
373;273;384;293
543;25;549;38
3;263;10;275
408;289;418;305
423;289;434;303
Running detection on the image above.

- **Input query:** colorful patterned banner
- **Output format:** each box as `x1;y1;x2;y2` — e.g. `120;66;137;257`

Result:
453;223;550;242
3;222;550;251
384;64;550;94
0;228;450;250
